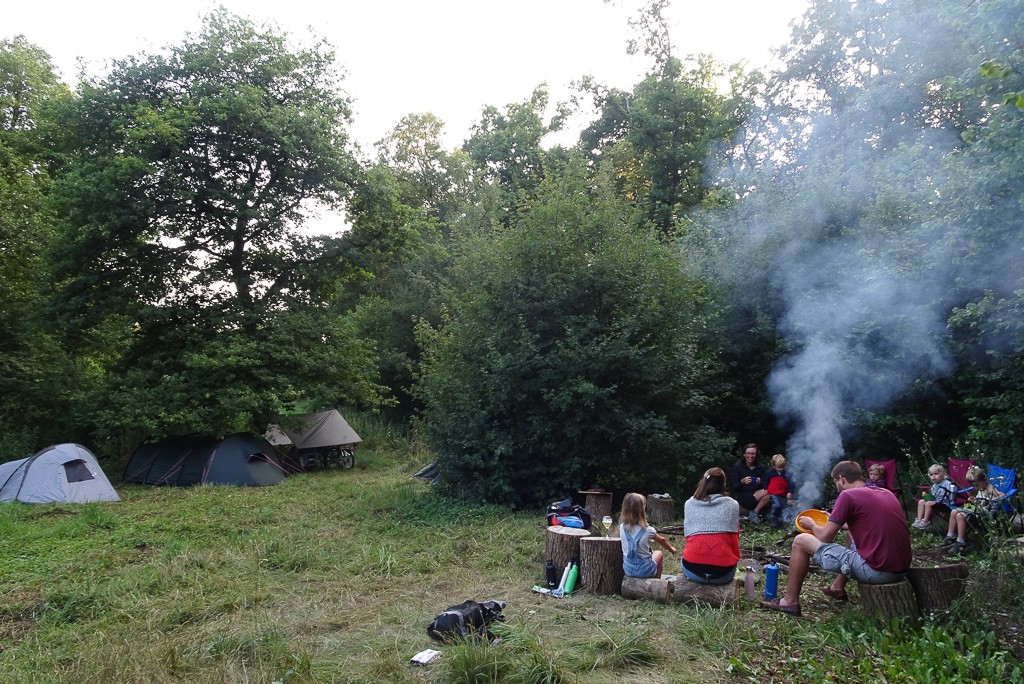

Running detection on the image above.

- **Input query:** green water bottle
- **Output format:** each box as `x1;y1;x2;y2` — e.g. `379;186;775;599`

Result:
564;561;580;594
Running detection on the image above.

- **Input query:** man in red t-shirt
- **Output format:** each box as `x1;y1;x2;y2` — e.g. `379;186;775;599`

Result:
760;460;911;617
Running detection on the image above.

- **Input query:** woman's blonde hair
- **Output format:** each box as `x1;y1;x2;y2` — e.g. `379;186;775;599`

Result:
771;454;786;469
620;492;649;527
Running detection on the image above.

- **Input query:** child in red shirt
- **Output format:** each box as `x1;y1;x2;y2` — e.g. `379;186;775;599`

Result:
765;453;795;529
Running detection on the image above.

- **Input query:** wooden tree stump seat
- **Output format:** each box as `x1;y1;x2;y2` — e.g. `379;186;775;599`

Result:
621;576;672;603
859;578;919;621
646;495;675;524
906;563;969;613
580;536;623;594
545;526;591;580
672;576;739;608
619;575;739;607
579;490;613;529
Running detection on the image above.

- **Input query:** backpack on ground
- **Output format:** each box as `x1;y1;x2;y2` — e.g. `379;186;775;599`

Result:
426;600;506;643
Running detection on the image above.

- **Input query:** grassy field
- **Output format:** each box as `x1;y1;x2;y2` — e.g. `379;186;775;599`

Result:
2;436;1023;683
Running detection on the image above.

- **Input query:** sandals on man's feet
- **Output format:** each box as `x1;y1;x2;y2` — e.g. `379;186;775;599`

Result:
820;586;849;602
759;599;801;617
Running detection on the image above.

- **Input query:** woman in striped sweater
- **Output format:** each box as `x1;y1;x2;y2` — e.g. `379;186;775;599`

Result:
681;467;741;585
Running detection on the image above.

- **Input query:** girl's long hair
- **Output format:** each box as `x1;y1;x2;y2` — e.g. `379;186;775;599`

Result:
693;467;728;501
620;492;648;527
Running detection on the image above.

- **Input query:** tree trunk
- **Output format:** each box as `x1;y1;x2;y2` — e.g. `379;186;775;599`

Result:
580;537;624;594
906;564;969;613
673;578;739;608
859;579;920;621
621;576;672;603
545;526;591;579
646;495;675;524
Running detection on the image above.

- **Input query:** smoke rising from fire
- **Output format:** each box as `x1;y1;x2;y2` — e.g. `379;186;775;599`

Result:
700;0;1024;505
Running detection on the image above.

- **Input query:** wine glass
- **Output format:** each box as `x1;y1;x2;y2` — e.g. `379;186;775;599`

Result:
601;515;613;536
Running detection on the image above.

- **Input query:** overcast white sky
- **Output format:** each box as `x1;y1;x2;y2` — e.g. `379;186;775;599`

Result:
8;0;809;151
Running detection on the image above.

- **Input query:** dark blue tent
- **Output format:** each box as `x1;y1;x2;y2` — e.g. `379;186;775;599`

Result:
124;433;286;487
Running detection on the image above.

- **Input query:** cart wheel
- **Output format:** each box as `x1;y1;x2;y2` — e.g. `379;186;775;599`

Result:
339;449;354;469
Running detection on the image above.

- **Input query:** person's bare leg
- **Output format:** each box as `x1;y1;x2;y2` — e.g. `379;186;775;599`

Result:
954;512;967;539
779;533;821;608
653;550;664;578
921;501;933;523
754;491;771;514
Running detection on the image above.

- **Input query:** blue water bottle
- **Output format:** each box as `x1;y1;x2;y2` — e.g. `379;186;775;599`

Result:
764;562;779;600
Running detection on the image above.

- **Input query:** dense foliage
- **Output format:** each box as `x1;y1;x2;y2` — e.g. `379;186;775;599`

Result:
2;0;1024;502
416;162;729;506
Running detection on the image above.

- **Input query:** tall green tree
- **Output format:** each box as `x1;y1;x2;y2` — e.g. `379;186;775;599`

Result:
462;86;567;225
578;55;742;235
416;158;730;507
374;112;472;223
49;10;382;443
0;36;74;453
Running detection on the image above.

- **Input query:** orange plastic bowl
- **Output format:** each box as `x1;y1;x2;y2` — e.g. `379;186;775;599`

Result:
795;509;829;533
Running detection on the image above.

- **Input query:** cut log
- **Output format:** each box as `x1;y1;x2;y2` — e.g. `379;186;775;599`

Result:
906;564;969;613
579;490;614;531
646;495;675;524
580;537;624;594
859;579;920;621
672;577;739;608
545;526;591;579
621;576;672;603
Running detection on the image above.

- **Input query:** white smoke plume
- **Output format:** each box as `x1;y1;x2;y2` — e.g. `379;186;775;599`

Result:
699;0;1024;505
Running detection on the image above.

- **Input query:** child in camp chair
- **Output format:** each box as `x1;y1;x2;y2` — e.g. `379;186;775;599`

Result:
864;463;887;488
913;464;956;529
939;465;1004;557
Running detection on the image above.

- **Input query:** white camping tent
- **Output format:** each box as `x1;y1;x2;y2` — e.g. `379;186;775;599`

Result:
0;443;120;503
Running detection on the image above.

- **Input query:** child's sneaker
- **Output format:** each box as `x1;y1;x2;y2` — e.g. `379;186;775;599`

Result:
912;519;930;529
939;536;956;548
945;541;967;558
747;511;762;524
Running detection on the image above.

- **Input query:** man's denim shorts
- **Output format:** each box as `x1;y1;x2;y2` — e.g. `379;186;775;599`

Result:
812;542;906;584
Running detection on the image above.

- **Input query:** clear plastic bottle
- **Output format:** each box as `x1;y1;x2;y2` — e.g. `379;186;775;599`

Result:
744;566;758;600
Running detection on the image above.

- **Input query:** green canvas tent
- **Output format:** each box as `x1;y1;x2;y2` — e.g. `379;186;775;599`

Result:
266;409;361;469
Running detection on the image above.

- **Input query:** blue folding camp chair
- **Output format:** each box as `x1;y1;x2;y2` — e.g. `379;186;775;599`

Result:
958;463;1019;545
987;463;1019;515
